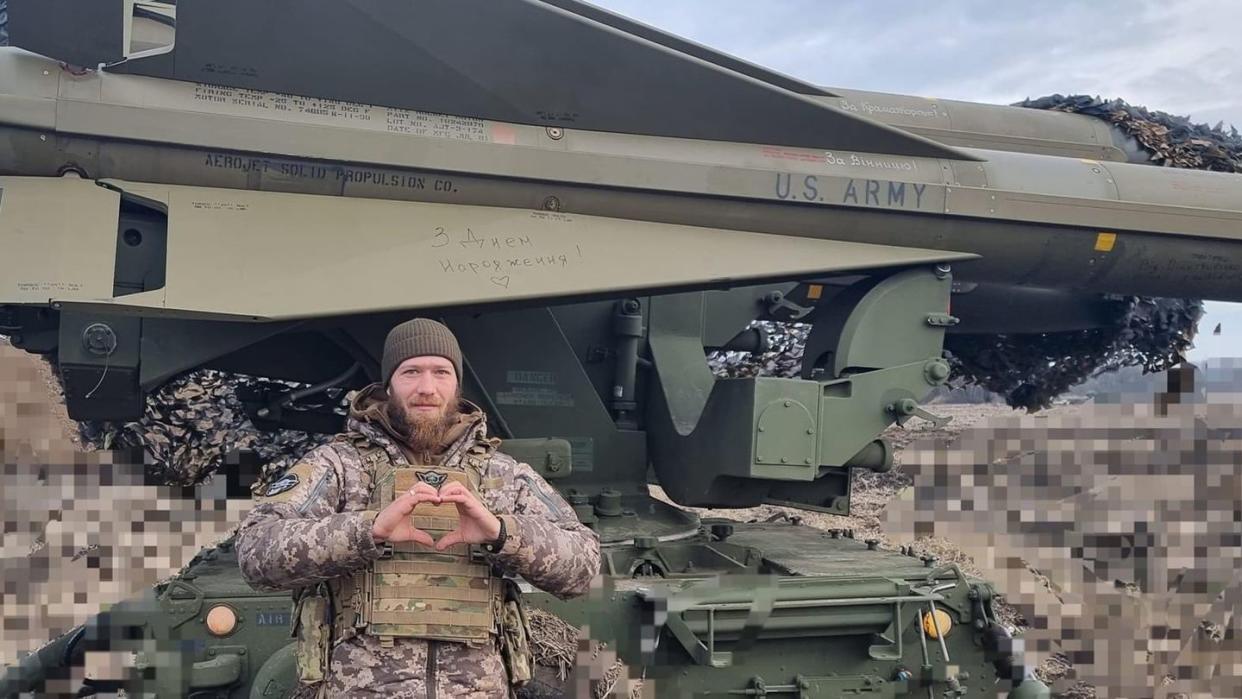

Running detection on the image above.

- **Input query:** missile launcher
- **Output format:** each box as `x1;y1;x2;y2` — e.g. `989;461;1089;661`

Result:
4;1;1239;696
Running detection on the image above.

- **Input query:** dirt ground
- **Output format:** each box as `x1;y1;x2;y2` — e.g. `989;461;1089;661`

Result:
5;338;1241;698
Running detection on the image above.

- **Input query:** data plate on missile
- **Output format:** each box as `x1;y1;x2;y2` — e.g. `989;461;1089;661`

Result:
726;522;935;579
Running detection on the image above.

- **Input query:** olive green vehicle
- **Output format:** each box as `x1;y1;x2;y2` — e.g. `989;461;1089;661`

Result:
3;1;1242;697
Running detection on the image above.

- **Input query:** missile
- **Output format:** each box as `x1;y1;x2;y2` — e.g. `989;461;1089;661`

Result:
0;39;1239;323
0;0;1240;320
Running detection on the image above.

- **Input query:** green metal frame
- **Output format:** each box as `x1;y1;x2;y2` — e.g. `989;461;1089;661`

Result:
648;266;954;510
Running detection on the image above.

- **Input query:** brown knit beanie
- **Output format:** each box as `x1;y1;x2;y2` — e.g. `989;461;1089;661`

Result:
381;318;463;385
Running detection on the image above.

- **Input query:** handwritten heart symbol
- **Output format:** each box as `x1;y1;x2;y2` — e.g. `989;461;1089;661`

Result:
490;275;510;288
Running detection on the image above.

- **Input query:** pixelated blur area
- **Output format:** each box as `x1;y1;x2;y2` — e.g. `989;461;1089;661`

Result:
887;371;1242;699
0;342;255;677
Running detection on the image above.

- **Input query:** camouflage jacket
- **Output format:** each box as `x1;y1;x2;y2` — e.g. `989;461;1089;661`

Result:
235;387;600;698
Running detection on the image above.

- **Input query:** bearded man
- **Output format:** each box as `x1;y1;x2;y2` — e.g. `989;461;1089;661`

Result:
236;318;600;698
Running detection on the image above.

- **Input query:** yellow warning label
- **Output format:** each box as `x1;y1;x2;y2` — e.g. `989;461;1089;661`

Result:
806;284;823;300
1094;232;1117;252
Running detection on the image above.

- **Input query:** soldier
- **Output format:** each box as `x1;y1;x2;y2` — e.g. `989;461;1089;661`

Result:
236;318;601;698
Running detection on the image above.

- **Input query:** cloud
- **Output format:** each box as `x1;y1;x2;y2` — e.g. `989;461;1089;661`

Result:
592;0;1242;128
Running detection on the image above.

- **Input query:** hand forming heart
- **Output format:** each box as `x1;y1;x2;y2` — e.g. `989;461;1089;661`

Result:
370;480;502;551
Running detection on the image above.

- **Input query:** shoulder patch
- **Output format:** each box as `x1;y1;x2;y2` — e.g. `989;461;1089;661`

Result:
255;461;318;505
264;472;299;497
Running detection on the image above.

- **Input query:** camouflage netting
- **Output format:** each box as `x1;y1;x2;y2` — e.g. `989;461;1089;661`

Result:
67;364;335;486
931;92;1237;411
1019;94;1242;172
705;294;1201;413
69;295;1200;487
941;296;1203;412
709;322;810;379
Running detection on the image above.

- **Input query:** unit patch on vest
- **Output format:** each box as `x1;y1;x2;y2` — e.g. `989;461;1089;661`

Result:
265;472;300;496
416;470;448;488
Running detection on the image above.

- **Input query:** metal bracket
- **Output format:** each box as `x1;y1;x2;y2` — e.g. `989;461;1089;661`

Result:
707;673;896;697
664;609;734;667
255;362;359;421
866;589;905;661
189;645;246;690
887;398;951;428
925;312;960;327
651;578;946;670
764;290;815;321
157;579;204;631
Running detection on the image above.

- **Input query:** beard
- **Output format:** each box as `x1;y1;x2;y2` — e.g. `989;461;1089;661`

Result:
385;389;462;455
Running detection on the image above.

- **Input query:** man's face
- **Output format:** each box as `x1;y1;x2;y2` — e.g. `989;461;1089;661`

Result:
389;355;458;417
386;356;461;450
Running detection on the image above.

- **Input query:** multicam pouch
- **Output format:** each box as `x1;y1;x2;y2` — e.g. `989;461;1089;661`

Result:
499;578;534;687
292;588;331;685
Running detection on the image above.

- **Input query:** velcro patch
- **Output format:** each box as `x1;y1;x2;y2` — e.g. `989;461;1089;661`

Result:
256;461;317;504
417;470;448;488
265;473;300;496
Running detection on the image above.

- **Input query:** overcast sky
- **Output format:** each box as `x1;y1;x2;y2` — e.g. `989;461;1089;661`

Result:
593;0;1242;360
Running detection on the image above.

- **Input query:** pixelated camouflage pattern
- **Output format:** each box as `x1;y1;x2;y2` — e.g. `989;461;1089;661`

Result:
236;384;599;697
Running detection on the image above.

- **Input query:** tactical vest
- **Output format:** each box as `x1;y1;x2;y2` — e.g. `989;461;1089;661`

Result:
339;432;501;644
363;462;500;645
293;431;532;688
